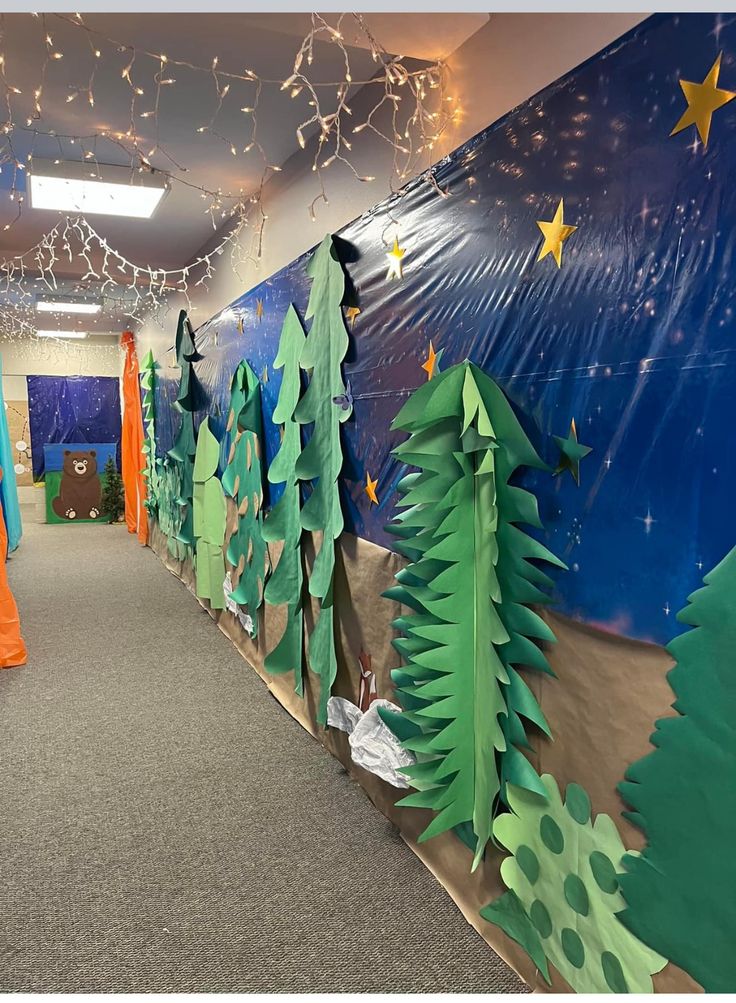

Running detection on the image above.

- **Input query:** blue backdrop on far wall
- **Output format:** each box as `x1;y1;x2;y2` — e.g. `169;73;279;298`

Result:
151;13;736;646
27;376;122;482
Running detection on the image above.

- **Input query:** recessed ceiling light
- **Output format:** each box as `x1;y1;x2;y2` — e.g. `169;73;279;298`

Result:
28;159;169;219
36;330;88;339
36;296;102;315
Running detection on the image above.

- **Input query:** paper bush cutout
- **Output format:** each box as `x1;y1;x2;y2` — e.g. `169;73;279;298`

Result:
262;305;306;693
294;234;352;725
379;361;564;869
221;359;268;635
618;547;736;993
192;416;226;610
482;775;666;993
140;348;159;518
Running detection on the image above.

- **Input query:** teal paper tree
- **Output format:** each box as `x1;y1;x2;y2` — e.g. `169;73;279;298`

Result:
294;234;352;725
192;416;226;610
140;348;159;517
263;305;306;694
618;547;736;993
222;359;268;634
174;308;203;413
167;409;196;558
481;775;665;992
378;361;565;870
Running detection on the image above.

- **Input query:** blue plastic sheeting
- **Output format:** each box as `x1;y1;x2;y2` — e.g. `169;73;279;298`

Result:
0;355;22;554
149;13;736;645
27;376;122;482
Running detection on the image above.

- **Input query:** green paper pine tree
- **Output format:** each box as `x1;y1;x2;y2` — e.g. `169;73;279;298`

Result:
481;775;665;993
618;547;736;993
262;305;306;694
101;454;125;523
222;359;268;635
192;416;226;610
378;361;565;870
140;348;159;517
167;409;197;559
294;234;352;725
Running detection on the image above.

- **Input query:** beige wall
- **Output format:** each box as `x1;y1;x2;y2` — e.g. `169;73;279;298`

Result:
136;12;646;350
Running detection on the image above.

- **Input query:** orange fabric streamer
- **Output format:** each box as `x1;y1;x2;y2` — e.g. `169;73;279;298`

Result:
120;331;148;545
0;467;26;669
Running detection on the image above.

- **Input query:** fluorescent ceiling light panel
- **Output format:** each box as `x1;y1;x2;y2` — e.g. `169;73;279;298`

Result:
36;330;88;339
36;297;102;315
28;159;168;219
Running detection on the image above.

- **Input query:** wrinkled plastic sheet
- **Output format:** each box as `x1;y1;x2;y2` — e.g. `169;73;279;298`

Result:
147;13;736;646
327;696;414;787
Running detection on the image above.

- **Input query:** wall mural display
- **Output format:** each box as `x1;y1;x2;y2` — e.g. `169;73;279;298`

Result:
138;13;736;994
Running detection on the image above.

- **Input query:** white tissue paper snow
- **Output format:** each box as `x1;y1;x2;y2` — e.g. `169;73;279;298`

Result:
326;696;415;788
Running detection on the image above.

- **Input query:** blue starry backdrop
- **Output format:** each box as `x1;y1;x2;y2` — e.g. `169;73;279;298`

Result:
149;13;736;645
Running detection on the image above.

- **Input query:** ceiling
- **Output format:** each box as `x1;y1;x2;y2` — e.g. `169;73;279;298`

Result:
0;11;488;294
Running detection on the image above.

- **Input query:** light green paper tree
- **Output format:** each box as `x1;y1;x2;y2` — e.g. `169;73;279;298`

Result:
140;348;159;517
192;416;226;610
262;304;306;694
482;775;666;993
222;359;268;634
618;546;736;993
294;234;352;725
378;361;565;870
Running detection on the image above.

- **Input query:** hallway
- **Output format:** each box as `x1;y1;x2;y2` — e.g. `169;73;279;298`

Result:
1;523;523;992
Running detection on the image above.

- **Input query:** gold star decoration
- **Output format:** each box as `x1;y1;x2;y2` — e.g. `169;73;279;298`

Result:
536;198;577;268
671;53;736;148
236;316;244;334
345;305;361;327
365;472;379;506
421;340;439;380
553;418;592;486
385;235;406;280
261;365;269;383
255;298;264;323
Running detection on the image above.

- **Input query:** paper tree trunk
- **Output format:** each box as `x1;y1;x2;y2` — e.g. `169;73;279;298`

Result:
378;360;565;870
618;546;736;992
294;234;352;725
262;304;307;694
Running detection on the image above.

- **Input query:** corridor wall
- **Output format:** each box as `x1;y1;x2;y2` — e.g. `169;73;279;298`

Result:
138;13;735;993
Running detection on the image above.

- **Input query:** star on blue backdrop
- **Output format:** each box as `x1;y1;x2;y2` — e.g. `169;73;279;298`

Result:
149;13;736;646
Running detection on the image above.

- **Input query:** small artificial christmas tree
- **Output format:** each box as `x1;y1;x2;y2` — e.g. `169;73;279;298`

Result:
101;455;125;523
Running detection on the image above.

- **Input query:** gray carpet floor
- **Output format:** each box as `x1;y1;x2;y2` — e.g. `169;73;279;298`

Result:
1;521;526;993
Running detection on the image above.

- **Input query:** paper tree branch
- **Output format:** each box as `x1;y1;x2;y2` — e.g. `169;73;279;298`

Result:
294;234;352;726
262;305;307;694
618;547;736;993
482;775;665;992
192;416;226;610
222;359;268;635
378;361;565;870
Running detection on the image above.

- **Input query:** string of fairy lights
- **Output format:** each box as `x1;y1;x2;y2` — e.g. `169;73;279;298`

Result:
0;11;464;342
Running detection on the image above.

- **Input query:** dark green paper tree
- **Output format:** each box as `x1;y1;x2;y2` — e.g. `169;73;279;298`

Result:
379;360;565;870
618;547;736;993
222;359;268;634
294;234;352;725
263;304;306;694
101;455;125;523
140;348;159;517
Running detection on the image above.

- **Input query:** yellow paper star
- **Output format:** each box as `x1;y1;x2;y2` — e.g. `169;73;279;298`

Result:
236;316;244;334
421;341;438;381
345;305;361;327
386;236;405;280
365;472;379;506
536;198;577;268
255;299;264;323
671;53;736;147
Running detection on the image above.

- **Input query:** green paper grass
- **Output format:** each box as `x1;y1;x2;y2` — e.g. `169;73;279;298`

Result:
379;361;565;870
484;775;666;992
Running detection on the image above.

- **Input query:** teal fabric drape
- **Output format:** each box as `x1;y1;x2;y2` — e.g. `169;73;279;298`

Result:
0;356;22;555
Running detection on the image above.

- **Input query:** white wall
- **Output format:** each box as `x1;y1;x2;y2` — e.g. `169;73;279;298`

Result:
136;12;646;352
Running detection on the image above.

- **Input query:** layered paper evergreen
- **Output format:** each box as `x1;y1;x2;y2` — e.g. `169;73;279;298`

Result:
167;409;196;557
192;416;226;610
174;308;203;413
618;547;736;993
222;359;268;635
140;348;159;518
262;305;306;693
294;234;352;725
482;775;665;992
378;361;565;870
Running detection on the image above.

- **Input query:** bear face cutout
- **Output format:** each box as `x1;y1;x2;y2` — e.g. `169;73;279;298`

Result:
63;449;98;481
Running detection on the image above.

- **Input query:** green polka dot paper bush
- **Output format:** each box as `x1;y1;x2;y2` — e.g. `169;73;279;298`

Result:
481;774;666;993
